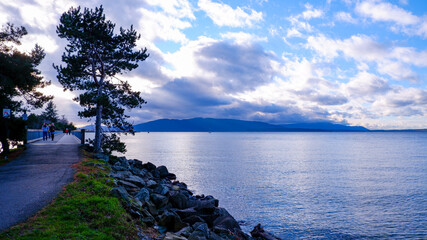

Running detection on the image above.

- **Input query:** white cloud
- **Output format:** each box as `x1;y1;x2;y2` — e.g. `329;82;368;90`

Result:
390;47;427;67
335;11;357;24
286;28;302;38
138;8;192;43
18;34;59;53
145;0;195;19
345;71;390;98
302;3;323;20
377;60;418;82
198;0;263;27
355;0;419;26
372;87;427;116
220;32;267;45
307;34;386;61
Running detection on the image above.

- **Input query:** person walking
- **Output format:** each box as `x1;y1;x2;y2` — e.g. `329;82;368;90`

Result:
42;123;49;141
49;123;56;141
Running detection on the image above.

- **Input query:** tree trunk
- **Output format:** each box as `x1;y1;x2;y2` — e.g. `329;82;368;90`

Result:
0;119;10;155
94;81;103;153
94;103;103;153
0;136;9;155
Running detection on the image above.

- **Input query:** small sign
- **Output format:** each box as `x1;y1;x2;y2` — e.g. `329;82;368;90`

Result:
22;113;28;121
3;109;11;118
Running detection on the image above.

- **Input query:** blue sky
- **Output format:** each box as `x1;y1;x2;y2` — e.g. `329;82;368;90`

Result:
1;0;427;129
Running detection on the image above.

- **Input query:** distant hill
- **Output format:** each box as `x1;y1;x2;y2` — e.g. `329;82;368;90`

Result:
133;118;369;132
280;122;369;131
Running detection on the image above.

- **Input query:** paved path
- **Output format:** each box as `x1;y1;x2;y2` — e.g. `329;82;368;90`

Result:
0;134;82;231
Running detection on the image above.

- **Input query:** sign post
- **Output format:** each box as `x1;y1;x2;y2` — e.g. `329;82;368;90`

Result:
3;109;10;119
2;109;11;157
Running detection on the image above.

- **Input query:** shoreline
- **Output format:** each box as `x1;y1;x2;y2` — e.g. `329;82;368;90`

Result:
100;152;280;239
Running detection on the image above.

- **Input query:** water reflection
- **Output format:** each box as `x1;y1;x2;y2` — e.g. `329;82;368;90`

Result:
97;132;427;239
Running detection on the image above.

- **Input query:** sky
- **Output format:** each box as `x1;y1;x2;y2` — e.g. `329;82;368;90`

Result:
1;0;427;129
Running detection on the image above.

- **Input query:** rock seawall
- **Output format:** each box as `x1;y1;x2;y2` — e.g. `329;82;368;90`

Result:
95;154;280;240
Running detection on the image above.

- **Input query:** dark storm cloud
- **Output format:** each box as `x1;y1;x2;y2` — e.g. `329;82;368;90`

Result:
195;41;276;93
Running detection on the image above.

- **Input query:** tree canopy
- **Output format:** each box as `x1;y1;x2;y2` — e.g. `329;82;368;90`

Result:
54;6;149;153
0;23;52;154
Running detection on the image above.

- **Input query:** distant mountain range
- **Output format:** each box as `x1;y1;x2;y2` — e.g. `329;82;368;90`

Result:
132;118;370;132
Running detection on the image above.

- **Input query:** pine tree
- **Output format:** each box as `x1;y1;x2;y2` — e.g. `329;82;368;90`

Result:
54;6;149;153
41;101;59;123
0;23;52;154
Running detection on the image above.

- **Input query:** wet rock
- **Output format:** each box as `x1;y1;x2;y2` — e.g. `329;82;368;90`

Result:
212;208;241;232
142;162;157;172
146;179;158;188
182;215;206;225
164;232;188;240
176;208;198;219
132;159;144;169
117;180;139;190
140;208;156;226
131;198;143;209
154;184;169;195
145;201;158;217
170;192;189;209
167;173;177;180
176;226;193;238
110;187;131;205
157;165;169;178
112;162;128;171
125;175;146;188
158;211;188;232
136;188;150;203
250;224;280;240
188;222;210;240
151;193;169;208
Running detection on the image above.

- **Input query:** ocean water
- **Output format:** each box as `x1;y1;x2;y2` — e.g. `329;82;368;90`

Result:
96;132;427;239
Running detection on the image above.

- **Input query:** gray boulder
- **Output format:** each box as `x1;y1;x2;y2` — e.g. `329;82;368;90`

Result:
157;165;169;178
151;193;169;208
110;187;131;205
164;232;188;240
158;210;188;232
135;188;150;203
212;208;241;231
188;222;210;240
125;175;146;188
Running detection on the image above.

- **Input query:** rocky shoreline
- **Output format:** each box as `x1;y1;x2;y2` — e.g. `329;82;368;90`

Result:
93;153;280;240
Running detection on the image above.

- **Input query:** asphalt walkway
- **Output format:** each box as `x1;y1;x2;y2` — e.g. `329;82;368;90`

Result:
0;134;82;231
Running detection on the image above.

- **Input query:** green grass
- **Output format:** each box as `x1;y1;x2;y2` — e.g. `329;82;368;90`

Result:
0;156;140;240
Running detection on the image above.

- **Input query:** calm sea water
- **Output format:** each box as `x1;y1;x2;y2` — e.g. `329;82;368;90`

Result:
93;132;427;239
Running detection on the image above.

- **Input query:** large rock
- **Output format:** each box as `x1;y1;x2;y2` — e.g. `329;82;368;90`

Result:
110;187;131;205
188;222;210;240
135;188;150;203
151;193;168;208
125;175;146;188
212;208;241;231
158;210;188;232
170;192;189;209
250;224;280;240
154;184;169;195
182;215;206;225
142;162;157;172
157;165;169;178
146;179;158;188
176;226;193;238
164;232;187;240
176;207;198;219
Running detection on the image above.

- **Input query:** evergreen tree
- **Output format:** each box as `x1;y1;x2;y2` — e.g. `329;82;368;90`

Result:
54;6;149;153
41;101;59;123
0;23;52;154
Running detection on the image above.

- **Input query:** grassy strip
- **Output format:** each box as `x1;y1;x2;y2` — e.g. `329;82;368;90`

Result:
0;154;140;240
0;146;26;166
